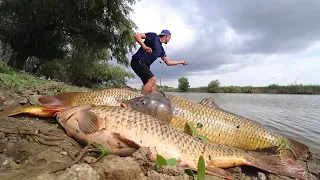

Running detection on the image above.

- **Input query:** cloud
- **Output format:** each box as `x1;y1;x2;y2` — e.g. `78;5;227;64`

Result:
126;0;320;89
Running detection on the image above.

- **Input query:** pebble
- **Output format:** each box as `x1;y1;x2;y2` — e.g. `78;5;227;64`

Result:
258;172;266;180
60;151;68;156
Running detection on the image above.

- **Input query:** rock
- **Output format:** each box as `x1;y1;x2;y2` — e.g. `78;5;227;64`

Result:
257;172;266;180
28;173;56;180
28;164;101;180
0;132;5;139
96;156;145;180
19;96;28;104
157;165;187;177
29;95;42;105
147;169;191;180
132;147;155;174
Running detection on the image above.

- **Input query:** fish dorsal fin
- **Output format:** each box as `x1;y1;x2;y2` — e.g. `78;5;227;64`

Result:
38;92;80;107
120;85;137;92
77;110;102;134
198;97;220;109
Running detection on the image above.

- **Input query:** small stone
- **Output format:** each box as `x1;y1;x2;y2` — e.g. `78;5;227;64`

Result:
0;132;5;139
97;156;145;180
19;97;28;104
60;151;68;156
258;172;266;180
83;156;97;163
56;164;100;180
28;174;56;180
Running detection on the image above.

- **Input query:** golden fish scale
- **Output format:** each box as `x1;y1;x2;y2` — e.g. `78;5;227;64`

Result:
167;95;283;151
70;89;141;106
89;105;248;166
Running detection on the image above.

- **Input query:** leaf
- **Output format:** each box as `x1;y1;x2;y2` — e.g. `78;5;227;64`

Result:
196;122;203;128
89;142;112;157
166;158;178;166
184;169;195;178
186;122;198;136
198;135;209;143
197;156;206;180
156;154;167;170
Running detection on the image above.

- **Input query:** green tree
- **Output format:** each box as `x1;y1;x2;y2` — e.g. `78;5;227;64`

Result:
28;47;135;88
207;79;220;93
178;77;190;92
0;0;137;70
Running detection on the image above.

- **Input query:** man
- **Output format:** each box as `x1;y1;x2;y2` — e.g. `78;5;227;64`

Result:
131;29;188;95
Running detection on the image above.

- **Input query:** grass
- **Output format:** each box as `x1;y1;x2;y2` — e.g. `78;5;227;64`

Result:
0;61;90;94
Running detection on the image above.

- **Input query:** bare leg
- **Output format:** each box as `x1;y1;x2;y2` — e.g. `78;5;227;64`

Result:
151;82;157;94
142;77;156;95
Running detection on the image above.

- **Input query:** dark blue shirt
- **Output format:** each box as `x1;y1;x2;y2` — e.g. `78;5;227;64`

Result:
132;32;166;67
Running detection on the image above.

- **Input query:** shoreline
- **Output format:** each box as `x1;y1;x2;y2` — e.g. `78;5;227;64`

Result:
0;83;319;179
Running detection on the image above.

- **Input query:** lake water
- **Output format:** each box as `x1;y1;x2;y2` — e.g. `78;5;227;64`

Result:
166;92;320;153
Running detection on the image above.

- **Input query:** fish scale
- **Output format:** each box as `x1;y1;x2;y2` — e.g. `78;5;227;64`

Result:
89;106;248;163
166;94;282;151
30;87;307;159
69;88;142;106
56;105;306;180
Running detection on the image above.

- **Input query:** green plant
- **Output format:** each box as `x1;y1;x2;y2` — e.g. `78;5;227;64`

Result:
186;122;209;143
155;154;206;180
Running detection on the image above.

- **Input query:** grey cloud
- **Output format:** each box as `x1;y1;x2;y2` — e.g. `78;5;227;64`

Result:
128;0;320;84
176;0;320;54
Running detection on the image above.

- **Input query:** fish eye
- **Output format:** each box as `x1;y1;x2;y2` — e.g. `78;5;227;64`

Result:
140;99;146;105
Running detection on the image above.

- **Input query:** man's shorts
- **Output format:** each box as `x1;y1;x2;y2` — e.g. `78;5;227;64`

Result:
131;59;154;85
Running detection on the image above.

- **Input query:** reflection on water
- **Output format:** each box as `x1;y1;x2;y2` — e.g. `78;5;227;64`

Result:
167;92;320;153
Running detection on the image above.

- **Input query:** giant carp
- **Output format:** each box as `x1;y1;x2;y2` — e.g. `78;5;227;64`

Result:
120;92;309;160
55;104;306;180
0;86;142;117
0;87;309;160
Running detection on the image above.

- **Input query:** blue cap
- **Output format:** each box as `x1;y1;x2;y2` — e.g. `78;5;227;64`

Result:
159;29;171;36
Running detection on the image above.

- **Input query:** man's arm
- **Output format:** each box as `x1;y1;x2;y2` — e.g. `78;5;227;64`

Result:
133;33;152;53
162;56;188;66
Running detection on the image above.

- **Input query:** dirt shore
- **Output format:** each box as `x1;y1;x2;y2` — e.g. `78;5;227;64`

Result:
0;86;319;180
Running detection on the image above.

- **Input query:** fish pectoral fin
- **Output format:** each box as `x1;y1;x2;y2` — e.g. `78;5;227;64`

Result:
77;110;102;134
198;97;220;109
205;166;233;180
113;148;138;157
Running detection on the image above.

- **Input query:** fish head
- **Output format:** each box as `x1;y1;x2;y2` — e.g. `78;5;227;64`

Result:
55;104;93;127
120;92;173;123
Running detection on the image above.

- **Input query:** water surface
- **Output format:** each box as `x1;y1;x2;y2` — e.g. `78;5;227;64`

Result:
167;92;320;152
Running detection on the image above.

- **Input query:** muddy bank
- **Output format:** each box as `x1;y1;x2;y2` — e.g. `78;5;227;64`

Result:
0;86;319;180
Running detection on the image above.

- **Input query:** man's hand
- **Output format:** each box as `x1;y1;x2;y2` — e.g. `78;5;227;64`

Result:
181;61;189;66
143;45;153;54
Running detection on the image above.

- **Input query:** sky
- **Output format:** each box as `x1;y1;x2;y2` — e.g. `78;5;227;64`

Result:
124;0;320;89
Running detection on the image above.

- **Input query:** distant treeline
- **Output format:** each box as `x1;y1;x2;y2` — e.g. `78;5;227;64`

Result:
156;78;320;94
186;84;320;94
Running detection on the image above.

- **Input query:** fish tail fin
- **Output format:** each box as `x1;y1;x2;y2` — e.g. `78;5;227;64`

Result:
0;105;62;117
280;138;309;160
0;105;26;117
245;153;307;180
38;92;79;107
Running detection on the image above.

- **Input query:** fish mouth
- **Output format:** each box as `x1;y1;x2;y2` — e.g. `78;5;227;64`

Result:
120;103;132;110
